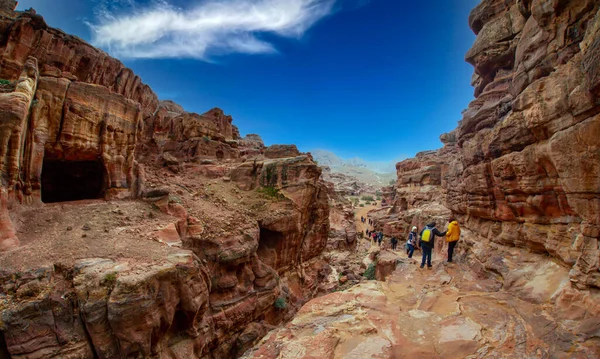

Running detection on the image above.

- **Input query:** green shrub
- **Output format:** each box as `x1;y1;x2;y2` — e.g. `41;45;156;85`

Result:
102;272;118;288
257;186;283;200
363;263;376;280
389;180;396;185
202;135;210;143
274;296;287;309
376;195;382;201
0;79;11;85
359;204;364;207
264;163;278;186
361;195;375;201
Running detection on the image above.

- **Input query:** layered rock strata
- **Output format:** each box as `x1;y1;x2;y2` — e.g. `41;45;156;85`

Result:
0;6;330;359
388;0;600;291
302;0;600;356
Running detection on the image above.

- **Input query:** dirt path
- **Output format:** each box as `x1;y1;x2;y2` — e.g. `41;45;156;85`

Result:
354;204;376;234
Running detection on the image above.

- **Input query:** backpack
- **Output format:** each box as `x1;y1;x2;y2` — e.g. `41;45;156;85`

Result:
421;228;432;243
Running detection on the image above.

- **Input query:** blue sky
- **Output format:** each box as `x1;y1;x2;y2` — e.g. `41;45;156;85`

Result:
17;0;478;163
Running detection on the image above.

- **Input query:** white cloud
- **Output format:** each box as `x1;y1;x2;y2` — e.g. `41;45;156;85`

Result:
89;0;337;59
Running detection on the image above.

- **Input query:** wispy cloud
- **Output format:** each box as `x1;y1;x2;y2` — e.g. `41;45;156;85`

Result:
89;0;337;60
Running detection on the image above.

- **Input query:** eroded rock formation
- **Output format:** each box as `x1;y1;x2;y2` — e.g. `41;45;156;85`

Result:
384;0;600;291
242;244;600;358
245;0;600;357
0;6;331;359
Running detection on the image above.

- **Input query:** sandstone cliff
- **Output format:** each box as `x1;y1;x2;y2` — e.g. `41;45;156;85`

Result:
382;0;600;346
397;0;600;291
243;0;600;357
0;6;331;359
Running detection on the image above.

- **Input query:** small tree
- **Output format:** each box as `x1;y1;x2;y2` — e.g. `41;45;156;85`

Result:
363;262;376;280
274;297;287;310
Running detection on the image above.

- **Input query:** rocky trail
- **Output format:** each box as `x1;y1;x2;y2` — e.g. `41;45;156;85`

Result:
243;241;600;359
354;204;376;236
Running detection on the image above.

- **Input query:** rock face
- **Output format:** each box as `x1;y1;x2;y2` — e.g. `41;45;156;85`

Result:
0;0;16;12
387;0;600;291
322;176;357;251
265;0;600;357
320;166;377;196
242;245;600;358
0;8;331;359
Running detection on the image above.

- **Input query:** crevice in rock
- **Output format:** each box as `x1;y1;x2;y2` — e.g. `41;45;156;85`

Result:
55;81;71;143
296;184;320;267
0;330;10;359
78;310;100;359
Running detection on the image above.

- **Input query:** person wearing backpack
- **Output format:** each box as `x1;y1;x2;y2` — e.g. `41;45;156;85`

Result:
419;222;447;269
445;218;461;262
406;226;418;258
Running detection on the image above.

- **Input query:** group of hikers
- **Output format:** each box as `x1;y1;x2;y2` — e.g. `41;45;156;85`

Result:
363;217;461;268
360;216;372;226
365;229;384;246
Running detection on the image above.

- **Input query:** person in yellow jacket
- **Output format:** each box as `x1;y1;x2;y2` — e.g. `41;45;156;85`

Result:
445;218;461;262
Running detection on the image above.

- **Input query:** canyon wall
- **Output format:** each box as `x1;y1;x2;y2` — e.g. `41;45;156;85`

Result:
0;6;331;359
390;0;600;291
240;1;600;357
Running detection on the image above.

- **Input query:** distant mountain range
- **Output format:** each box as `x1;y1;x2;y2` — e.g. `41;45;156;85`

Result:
311;149;399;174
311;150;399;189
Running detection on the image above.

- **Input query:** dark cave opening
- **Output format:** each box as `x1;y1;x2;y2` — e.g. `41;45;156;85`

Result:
41;159;106;203
257;227;283;269
0;331;9;358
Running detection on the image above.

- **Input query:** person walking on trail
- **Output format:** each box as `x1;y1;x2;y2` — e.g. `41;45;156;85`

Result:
391;236;398;250
419;222;447;269
406;226;418;258
377;232;383;246
371;231;377;245
445;218;461;262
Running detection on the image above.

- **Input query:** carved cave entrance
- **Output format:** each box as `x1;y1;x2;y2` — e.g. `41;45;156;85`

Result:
257;227;284;269
41;159;106;203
